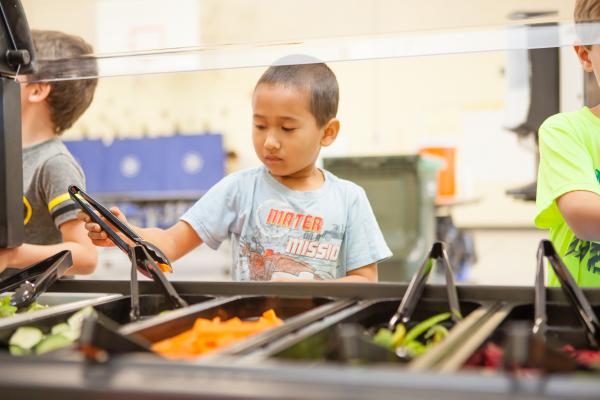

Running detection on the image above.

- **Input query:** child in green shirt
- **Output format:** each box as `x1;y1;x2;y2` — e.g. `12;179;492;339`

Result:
536;0;600;286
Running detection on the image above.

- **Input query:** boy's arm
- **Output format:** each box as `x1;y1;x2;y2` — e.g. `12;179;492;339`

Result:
557;190;600;241
143;221;204;262
0;219;97;275
270;264;378;283
337;263;378;282
82;208;203;262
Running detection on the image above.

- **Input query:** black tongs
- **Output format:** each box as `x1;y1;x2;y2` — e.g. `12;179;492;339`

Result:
0;250;72;308
387;242;462;330
534;239;600;348
68;185;188;320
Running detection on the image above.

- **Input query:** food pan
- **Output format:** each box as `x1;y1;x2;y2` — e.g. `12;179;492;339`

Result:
0;293;216;348
0;293;122;329
120;295;355;357
451;301;600;373
244;298;483;365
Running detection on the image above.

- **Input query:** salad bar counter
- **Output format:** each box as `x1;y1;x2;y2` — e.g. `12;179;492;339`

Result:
1;279;600;400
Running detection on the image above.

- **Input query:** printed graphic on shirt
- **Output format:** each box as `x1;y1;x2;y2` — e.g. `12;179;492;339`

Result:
565;168;600;275
239;199;344;281
23;196;32;225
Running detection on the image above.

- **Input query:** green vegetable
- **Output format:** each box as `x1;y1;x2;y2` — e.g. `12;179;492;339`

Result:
9;327;44;350
0;295;17;317
51;323;70;336
35;334;72;355
372;324;407;351
0;295;47;318
67;306;95;330
403;312;451;344
8;306;96;356
26;302;48;312
373;328;394;349
400;340;427;357
391;324;406;348
9;345;29;356
424;324;449;345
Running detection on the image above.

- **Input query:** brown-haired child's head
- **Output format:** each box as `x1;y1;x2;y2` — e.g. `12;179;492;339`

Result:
574;0;600;95
575;0;600;23
27;30;98;135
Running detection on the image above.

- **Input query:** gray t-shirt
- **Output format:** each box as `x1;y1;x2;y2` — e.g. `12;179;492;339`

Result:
23;138;85;245
181;166;392;281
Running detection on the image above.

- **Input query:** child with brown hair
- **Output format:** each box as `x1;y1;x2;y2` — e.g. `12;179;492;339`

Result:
0;30;98;276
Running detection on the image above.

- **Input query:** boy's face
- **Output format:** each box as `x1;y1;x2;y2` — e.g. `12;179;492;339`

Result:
252;83;338;178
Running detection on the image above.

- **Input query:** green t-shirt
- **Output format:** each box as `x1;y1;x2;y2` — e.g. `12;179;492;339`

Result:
536;107;600;287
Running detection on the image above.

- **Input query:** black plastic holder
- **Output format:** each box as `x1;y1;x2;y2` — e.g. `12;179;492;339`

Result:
0;250;72;308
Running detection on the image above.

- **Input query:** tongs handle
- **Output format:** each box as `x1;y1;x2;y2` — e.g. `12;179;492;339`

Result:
5;250;72;308
68;185;141;254
388;242;462;330
533;242;547;339
536;240;600;348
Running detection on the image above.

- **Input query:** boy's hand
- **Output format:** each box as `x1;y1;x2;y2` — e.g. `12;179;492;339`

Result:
77;207;133;248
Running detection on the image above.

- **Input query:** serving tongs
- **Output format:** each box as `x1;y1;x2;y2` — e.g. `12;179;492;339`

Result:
387;241;462;331
514;239;600;373
68;185;188;321
335;242;463;364
0;250;72;308
534;240;600;348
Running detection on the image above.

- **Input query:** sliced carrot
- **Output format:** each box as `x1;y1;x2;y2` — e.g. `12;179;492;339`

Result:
151;309;283;359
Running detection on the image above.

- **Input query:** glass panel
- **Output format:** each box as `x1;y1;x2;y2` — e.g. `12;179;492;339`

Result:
18;0;596;81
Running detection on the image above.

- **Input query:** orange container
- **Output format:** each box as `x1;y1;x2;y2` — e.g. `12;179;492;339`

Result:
419;146;456;198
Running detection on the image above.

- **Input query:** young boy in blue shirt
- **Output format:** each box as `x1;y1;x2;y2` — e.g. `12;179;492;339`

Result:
80;60;392;282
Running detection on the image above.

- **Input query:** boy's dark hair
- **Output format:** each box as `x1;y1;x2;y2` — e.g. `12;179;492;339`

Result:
30;30;98;135
256;56;339;127
575;0;600;22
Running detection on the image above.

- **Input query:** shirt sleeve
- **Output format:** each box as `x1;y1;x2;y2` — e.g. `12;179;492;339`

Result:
535;114;600;228
342;186;393;272
40;154;86;228
180;173;243;250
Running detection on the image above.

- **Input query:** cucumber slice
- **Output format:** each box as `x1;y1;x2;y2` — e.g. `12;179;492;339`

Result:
51;323;70;336
9;345;29;356
9;327;43;350
35;334;72;355
67;306;95;330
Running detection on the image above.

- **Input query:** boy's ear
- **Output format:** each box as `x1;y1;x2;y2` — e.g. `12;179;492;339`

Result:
320;118;340;147
24;82;51;103
575;45;594;73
